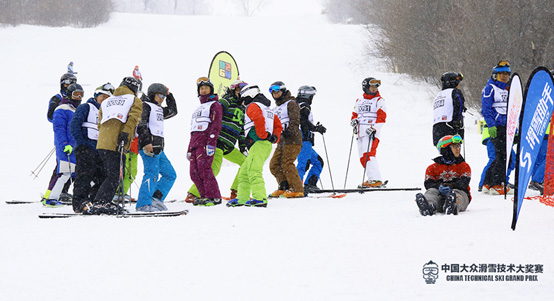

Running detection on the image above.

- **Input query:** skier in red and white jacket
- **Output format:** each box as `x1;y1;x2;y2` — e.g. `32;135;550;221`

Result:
350;77;386;188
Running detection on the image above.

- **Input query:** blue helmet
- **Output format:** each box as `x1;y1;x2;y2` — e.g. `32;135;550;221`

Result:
492;60;511;81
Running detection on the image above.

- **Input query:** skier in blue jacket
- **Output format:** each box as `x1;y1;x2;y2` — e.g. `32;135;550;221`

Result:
481;60;512;195
69;83;114;212
43;83;83;207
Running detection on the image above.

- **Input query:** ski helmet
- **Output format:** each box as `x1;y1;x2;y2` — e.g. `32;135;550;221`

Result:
60;73;77;91
147;83;169;100
197;77;214;95
440;71;463;89
240;84;261;100
362;77;381;94
436;134;463;152
120;76;142;96
297;85;317;100
94;82;115;98
67;83;84;100
269;81;287;94
230;79;248;91
491;60;511;81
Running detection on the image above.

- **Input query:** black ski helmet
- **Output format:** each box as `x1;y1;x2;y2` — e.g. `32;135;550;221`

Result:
120;76;142;96
440;71;463;89
67;83;84;99
269;81;287;94
197;77;214;95
60;73;77;91
147;83;169;100
297;85;317;101
362;77;381;94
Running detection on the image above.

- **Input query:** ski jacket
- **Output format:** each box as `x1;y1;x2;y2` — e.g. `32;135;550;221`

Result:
137;93;178;154
425;155;472;201
47;92;66;122
481;78;509;128
297;98;318;145
273;91;302;146
53;98;78;159
97;86;143;152
245;94;282;143
351;92;387;139
216;91;245;155
187;94;223;152
70;98;100;151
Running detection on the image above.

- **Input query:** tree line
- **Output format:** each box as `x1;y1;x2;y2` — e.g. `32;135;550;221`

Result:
323;0;554;108
0;0;113;27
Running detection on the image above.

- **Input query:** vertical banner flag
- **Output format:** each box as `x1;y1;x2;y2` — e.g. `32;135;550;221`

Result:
512;67;554;230
208;51;240;96
506;74;523;174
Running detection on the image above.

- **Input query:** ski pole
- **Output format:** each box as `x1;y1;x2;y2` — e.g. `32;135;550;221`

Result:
321;133;336;193
118;141;125;215
344;130;355;188
361;131;375;186
31;147;55;178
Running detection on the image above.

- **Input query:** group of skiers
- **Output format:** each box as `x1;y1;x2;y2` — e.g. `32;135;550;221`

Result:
45;69;391;213
416;60;553;217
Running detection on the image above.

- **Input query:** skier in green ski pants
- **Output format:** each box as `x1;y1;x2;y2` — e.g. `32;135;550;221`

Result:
227;84;282;207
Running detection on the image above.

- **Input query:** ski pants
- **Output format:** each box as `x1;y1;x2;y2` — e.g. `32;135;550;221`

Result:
94;149;123;204
190;146;221;199
72;145;104;212
357;136;381;181
479;139;495;187
136;150;176;208
424;188;470;213
269;143;303;193
188;147;246;198
123;152;138;195
296;141;323;184
48;151;76;200
45;163;71;199
484;126;507;186
237;140;272;201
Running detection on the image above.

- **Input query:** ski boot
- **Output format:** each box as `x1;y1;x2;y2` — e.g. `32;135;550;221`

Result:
136;205;162;212
443;192;458;215
415;193;435;216
42;198;63;208
358;180;384;188
195;198;222;207
245;199;267;207
230;189;238;200
282;190;304;198
151;198;168;211
185;192;198;204
227;198;247;207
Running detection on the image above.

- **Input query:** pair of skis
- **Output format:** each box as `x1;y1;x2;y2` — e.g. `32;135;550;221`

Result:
38;209;188;219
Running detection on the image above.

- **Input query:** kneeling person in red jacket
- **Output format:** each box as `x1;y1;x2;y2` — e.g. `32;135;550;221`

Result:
415;134;471;216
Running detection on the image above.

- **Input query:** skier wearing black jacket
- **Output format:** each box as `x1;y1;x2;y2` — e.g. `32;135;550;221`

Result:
295;85;326;193
432;72;466;146
135;83;178;212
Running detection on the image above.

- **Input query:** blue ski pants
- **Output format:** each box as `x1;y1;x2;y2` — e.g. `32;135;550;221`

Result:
296;141;323;184
137;150;176;208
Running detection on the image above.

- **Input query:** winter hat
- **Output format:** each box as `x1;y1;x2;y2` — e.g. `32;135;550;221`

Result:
147;83;169;100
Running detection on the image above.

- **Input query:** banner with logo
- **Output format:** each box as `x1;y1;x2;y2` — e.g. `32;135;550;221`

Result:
512;67;554;230
506;73;523;173
208;51;240;96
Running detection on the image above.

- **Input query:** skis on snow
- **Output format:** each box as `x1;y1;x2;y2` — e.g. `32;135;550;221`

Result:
38;209;189;219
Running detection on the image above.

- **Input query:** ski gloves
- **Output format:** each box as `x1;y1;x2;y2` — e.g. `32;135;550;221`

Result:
438;185;451;196
63;145;73;155
117;132;129;152
315;122;327;134
488;126;497;138
366;127;376;136
350;119;358;134
282;128;292;138
266;132;278;144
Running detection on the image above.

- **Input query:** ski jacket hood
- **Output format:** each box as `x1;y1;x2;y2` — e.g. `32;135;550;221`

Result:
199;94;219;104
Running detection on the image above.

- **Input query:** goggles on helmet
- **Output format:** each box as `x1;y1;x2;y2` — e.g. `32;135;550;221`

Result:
497;60;510;67
241;85;260;98
368;79;381;86
62;78;77;85
436;134;463;151
95;83;115;96
230;80;247;90
197;77;211;86
269;84;286;93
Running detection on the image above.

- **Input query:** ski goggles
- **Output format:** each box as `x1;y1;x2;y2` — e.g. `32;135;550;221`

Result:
497;60;510;67
269;84;286;93
61;77;77;85
436;134;463;151
156;93;166;100
71;90;84;99
230;80;247;90
368;79;381;86
197;77;211;85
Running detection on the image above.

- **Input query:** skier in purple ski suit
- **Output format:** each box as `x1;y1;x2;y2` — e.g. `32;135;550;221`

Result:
187;77;223;206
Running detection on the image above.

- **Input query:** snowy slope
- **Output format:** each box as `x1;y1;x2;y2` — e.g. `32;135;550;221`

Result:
1;12;553;300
